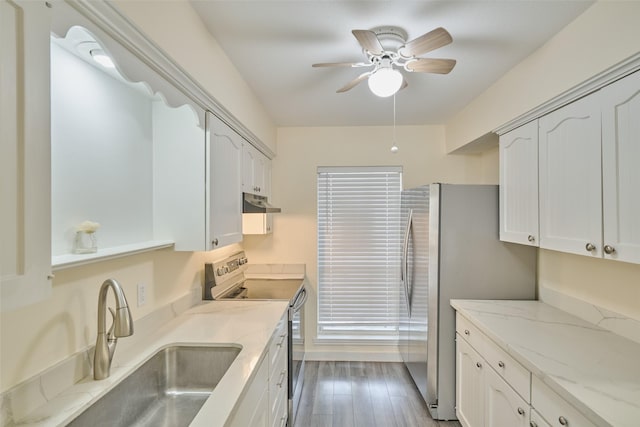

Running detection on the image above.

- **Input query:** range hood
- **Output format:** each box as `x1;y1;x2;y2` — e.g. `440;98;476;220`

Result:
243;193;282;213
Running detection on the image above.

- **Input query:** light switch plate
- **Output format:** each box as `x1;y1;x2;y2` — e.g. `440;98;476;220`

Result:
137;282;147;307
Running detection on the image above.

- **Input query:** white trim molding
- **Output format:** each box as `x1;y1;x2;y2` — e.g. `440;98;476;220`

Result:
494;52;640;136
66;0;275;158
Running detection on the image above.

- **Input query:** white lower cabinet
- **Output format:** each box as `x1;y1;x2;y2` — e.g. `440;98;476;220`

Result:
456;313;598;427
485;367;529;427
530;409;552;427
456;337;485;427
229;314;288;427
269;316;288;427
228;354;269;427
532;377;597;427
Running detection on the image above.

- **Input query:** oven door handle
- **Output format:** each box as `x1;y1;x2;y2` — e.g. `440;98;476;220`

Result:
291;286;307;312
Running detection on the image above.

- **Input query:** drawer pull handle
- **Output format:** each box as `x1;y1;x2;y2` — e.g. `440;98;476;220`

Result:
604;244;616;255
585;242;596;252
559;416;568;426
476;362;482;369
276;333;286;347
464;329;470;336
277;369;287;387
530;422;538;427
517;407;525;416
527;235;535;243
498;361;505;368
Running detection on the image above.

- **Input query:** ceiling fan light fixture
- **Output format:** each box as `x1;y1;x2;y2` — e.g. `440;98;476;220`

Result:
368;67;403;98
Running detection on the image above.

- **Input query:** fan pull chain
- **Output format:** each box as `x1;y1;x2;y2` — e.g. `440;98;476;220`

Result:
391;93;399;153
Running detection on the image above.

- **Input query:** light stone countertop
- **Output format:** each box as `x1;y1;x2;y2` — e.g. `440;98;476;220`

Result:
12;300;289;427
451;299;640;427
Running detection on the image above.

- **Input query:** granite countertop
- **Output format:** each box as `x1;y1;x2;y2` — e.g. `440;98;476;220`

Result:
451;299;640;427
13;300;289;427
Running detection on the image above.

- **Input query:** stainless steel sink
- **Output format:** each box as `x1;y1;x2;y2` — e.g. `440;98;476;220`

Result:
67;345;241;427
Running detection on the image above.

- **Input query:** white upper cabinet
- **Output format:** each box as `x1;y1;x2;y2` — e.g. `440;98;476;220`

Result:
539;93;603;258
154;111;243;251
600;71;640;264
0;0;53;311
243;143;271;198
499;120;539;246
207;113;244;249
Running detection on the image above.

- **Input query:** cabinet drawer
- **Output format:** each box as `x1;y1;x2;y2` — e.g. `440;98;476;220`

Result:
456;313;486;353
269;349;288;420
269;316;287;370
482;333;531;402
532;376;598;427
271;387;288;427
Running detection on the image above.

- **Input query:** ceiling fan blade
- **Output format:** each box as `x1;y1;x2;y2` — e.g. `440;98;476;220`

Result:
400;27;452;57
312;61;370;68
337;72;371;93
352;30;384;55
406;58;456;74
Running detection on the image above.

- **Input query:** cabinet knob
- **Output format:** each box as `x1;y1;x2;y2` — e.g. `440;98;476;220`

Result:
464;329;470;336
212;238;219;246
585;242;596;252
498;361;505;368
530;422;538;427
558;416;568;426
476;362;482;369
527;235;535;243
517;407;525;416
604;245;616;255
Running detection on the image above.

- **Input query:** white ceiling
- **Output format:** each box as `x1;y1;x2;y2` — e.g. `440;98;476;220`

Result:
190;1;593;127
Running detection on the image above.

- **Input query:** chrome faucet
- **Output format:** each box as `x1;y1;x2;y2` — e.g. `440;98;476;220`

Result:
94;279;134;380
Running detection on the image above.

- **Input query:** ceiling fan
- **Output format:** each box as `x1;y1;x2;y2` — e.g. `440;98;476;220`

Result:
313;26;456;97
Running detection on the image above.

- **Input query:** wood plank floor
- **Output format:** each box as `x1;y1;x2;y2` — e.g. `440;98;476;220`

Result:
294;361;462;427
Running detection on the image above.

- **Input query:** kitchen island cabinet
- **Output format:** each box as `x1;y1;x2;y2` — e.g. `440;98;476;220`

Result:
453;299;640;427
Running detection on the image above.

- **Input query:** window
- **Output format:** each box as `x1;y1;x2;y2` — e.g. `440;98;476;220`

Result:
317;166;402;341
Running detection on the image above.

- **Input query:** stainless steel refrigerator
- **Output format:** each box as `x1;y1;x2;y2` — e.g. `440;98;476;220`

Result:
399;184;536;420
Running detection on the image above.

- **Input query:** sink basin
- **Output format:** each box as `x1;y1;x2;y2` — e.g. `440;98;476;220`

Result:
67;345;241;427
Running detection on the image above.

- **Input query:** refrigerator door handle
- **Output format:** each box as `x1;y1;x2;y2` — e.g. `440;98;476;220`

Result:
402;209;413;316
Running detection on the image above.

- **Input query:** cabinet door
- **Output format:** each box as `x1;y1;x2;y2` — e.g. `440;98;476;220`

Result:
262;156;272;198
530;409;552;427
242;143;270;196
0;0;53;310
456;336;485;427
601;71;640;264
485;368;529;427
499;120;539;246
207;112;243;249
539;94;602;257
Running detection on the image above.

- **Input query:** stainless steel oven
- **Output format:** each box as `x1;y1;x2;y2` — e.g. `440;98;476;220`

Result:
203;252;307;426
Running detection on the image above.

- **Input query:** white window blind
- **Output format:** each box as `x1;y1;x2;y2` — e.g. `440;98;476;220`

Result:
317;166;402;340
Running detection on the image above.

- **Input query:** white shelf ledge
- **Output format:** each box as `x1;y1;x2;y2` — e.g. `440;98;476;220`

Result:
52;240;174;271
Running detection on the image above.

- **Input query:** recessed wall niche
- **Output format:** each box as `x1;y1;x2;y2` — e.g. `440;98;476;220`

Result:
50;27;203;268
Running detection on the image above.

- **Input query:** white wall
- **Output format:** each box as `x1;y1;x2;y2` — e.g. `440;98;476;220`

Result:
446;1;640;153
243;125;495;359
445;1;640;321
